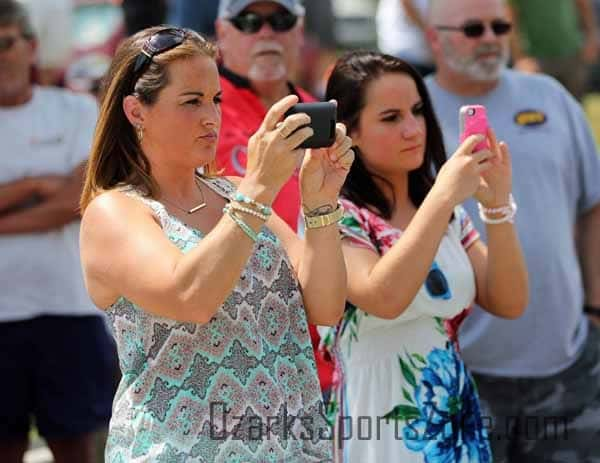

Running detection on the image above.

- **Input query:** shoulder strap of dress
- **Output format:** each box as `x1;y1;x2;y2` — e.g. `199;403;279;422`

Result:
117;184;171;229
198;175;236;200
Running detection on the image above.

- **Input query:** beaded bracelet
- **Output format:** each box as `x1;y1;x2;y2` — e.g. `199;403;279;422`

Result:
229;203;269;221
231;191;272;217
223;205;258;242
479;194;516;215
478;194;518;224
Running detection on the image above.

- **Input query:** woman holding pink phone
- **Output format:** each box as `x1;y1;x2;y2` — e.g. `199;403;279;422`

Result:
321;51;528;462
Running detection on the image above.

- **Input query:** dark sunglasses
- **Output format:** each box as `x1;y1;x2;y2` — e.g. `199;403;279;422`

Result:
131;27;187;85
425;262;452;300
435;19;512;38
0;35;21;52
133;28;186;75
229;10;298;34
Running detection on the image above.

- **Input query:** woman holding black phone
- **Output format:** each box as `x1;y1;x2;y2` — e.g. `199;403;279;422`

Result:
79;26;354;461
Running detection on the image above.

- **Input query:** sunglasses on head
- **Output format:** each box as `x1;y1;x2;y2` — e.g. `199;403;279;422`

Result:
425;261;452;300
229;10;298;34
0;35;22;52
435;19;512;38
132;27;187;81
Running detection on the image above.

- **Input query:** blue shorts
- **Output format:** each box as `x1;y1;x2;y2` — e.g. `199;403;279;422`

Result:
0;315;117;440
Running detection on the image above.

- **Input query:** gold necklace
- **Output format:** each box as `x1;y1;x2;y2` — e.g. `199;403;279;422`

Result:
161;176;206;214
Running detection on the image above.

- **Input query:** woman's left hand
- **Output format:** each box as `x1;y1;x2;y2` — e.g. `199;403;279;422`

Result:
299;122;355;213
474;128;513;208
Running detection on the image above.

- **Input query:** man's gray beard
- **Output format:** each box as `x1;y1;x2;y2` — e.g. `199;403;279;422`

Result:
247;59;287;84
443;42;509;82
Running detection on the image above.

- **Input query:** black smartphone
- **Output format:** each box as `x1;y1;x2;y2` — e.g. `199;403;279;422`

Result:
283;102;337;149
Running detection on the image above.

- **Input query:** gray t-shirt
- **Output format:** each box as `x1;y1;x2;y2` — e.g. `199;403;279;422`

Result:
426;70;600;377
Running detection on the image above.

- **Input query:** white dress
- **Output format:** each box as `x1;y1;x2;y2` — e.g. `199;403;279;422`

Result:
322;199;492;462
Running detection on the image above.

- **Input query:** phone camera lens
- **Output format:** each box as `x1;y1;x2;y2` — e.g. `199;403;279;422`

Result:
467;108;476;116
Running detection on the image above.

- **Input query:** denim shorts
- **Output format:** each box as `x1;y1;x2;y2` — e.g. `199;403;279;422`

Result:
0;315;118;440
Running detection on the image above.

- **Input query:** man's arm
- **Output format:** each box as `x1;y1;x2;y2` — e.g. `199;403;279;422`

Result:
0;163;86;234
401;0;426;29
507;2;541;73
578;203;600;325
578;203;600;306
0;178;40;214
575;0;600;63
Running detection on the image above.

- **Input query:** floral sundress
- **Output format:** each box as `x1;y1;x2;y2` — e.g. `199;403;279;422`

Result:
321;198;492;463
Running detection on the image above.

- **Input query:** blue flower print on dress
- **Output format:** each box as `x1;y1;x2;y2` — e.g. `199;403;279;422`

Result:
385;344;492;462
425;261;452;300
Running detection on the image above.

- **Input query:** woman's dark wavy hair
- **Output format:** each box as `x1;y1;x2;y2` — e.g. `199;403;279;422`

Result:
325;50;447;219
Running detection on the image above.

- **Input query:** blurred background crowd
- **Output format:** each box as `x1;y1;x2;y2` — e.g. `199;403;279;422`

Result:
18;0;600;137
3;0;600;462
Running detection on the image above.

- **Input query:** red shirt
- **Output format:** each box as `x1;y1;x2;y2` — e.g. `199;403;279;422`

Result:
216;68;333;392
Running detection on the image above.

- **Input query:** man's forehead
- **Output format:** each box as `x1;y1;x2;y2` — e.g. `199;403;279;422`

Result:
242;1;287;13
430;0;507;23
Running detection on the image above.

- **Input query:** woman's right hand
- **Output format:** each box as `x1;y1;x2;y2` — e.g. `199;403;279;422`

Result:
241;95;313;202
432;134;495;206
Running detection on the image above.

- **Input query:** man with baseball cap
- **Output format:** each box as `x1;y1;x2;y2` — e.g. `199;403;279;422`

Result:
215;0;335;398
219;0;305;19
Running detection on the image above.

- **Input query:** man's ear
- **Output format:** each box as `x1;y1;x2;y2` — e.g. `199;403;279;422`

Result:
295;16;305;47
425;26;441;53
215;19;231;59
28;38;38;66
215;19;227;42
123;95;145;128
296;15;305;34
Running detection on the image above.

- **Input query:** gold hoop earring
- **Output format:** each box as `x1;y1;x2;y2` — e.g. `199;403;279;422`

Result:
135;124;144;142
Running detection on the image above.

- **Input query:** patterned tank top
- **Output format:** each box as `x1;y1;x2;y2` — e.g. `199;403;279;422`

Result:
104;176;332;462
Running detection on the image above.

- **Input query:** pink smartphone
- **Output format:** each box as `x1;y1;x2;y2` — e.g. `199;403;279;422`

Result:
459;105;490;152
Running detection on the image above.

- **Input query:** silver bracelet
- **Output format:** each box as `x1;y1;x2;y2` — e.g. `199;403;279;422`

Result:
478;194;517;224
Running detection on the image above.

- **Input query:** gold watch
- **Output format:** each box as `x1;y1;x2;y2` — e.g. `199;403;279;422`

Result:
303;203;344;229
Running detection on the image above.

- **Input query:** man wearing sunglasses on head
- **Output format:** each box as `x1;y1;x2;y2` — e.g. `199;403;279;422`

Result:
425;0;600;461
214;0;335;400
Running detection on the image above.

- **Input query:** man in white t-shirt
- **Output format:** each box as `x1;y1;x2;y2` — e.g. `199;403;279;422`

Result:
0;1;115;462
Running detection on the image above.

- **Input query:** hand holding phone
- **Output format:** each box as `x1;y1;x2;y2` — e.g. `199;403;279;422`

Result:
284;102;337;149
459;105;490;152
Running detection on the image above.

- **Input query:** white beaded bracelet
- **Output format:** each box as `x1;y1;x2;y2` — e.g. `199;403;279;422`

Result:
229;202;269;221
478;194;518;224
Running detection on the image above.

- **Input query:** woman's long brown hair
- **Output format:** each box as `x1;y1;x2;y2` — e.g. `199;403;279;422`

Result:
325;51;448;220
80;27;218;212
